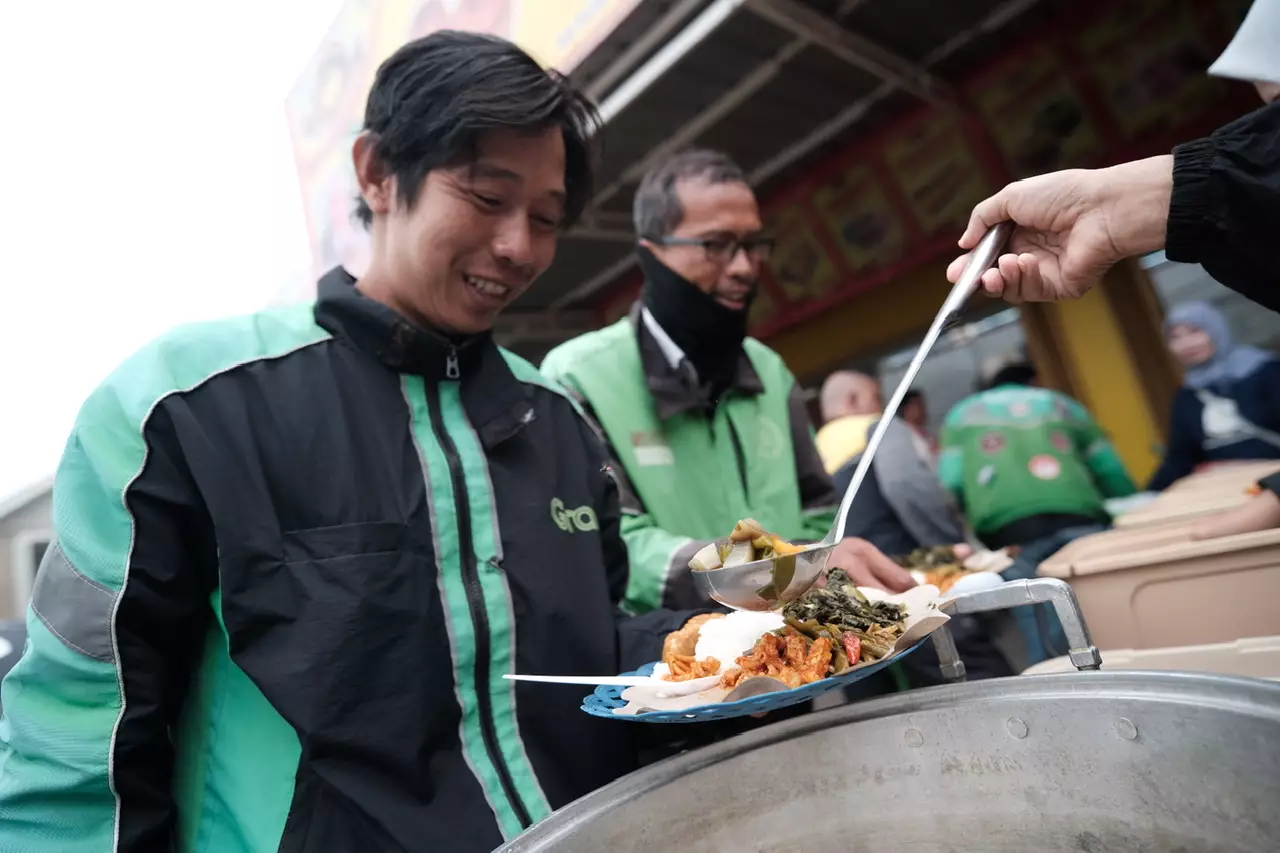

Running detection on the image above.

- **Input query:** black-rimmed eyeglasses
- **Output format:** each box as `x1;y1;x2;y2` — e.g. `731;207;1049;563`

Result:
648;235;775;263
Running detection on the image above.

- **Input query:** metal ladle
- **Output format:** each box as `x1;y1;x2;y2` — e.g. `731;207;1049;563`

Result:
692;222;1015;611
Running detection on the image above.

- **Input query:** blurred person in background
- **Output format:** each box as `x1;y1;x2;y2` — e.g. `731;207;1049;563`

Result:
946;0;1280;313
1147;301;1280;490
939;362;1137;666
829;373;961;556
815;369;884;474
939;362;1137;551
542;149;914;619
0;32;722;853
900;388;939;456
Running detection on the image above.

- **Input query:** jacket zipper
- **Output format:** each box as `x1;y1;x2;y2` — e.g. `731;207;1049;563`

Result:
726;418;750;503
425;374;532;830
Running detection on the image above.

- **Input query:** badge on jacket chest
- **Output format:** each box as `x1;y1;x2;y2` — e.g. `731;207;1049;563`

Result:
632;431;675;466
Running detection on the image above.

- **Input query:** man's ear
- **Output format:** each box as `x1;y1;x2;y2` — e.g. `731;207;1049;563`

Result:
353;131;394;217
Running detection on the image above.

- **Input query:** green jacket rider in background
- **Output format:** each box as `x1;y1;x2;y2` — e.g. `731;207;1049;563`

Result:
938;362;1137;550
542;149;915;615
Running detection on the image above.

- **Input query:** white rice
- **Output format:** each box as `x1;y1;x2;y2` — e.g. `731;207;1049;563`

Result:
694;611;785;672
649;611;785;680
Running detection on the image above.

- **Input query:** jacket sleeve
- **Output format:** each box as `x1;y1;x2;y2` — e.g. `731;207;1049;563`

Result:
1062;396;1136;498
1166;101;1280;313
0;400;216;852
571;408;714;672
1146;391;1202;491
786;382;839;541
541;369;717;614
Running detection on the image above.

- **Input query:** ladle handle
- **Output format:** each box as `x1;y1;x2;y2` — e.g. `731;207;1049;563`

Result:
940;220;1015;328
828;222;1013;546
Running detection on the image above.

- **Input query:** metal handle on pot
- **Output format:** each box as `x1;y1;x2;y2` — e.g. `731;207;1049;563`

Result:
931;578;1102;682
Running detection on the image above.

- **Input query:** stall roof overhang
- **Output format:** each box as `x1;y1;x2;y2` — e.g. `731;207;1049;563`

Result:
496;0;1065;353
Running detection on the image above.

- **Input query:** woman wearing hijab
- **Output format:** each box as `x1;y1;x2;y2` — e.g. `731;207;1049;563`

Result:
1147;301;1280;490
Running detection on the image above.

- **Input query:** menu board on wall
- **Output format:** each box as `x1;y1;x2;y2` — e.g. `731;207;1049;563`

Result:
765;204;841;304
1076;0;1224;140
882;112;990;235
810;163;908;274
971;48;1104;177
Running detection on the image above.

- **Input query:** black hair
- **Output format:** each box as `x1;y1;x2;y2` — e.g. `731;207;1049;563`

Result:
633;148;748;239
353;30;600;230
902;389;923;406
988;362;1038;390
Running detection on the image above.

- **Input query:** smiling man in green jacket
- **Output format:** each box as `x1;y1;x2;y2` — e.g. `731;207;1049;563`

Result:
542;149;913;615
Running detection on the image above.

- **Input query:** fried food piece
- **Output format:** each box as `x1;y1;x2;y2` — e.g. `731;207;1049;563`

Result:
725;632;833;689
664;655;721;682
924;562;969;594
662;612;726;664
798;635;833;683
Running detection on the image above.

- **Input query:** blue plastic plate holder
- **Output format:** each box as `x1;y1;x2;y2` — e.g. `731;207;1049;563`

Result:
581;636;929;723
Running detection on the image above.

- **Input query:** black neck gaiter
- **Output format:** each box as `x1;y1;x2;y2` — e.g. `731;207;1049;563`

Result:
638;247;753;395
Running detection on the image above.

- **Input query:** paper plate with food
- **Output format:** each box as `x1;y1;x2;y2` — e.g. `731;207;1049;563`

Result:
895;544;1015;596
579;567;950;723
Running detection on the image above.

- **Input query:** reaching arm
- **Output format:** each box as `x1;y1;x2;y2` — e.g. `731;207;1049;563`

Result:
947;100;1280;310
0;399;216;852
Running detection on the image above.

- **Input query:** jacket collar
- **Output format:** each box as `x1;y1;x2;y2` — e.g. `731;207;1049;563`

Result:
313;267;535;449
628;302;765;420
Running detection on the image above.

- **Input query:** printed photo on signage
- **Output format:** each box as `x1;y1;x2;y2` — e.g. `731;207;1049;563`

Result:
765;204;840;304
810;162;908;274
971;48;1103;177
883;112;990;235
1076;0;1224;140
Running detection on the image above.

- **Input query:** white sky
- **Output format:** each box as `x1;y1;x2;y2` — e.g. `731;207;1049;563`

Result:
0;1;343;502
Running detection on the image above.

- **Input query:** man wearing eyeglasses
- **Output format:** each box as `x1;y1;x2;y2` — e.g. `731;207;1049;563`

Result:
542;149;914;616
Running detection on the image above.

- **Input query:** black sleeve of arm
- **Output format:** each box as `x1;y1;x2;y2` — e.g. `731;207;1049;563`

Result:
1166;101;1280;312
113;405;220;849
1260;472;1280;497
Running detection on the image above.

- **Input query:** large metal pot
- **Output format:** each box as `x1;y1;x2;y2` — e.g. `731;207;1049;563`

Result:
503;672;1280;852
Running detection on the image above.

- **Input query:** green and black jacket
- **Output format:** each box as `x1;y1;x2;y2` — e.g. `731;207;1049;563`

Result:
0;268;692;852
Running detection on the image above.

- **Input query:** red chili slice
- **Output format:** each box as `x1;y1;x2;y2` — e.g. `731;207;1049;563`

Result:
842;632;861;665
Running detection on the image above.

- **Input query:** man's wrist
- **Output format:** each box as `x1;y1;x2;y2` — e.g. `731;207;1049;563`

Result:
1098;154;1173;259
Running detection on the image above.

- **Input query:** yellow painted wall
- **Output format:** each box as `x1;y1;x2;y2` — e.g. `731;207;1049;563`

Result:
768;257;1164;484
1044;288;1164;484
